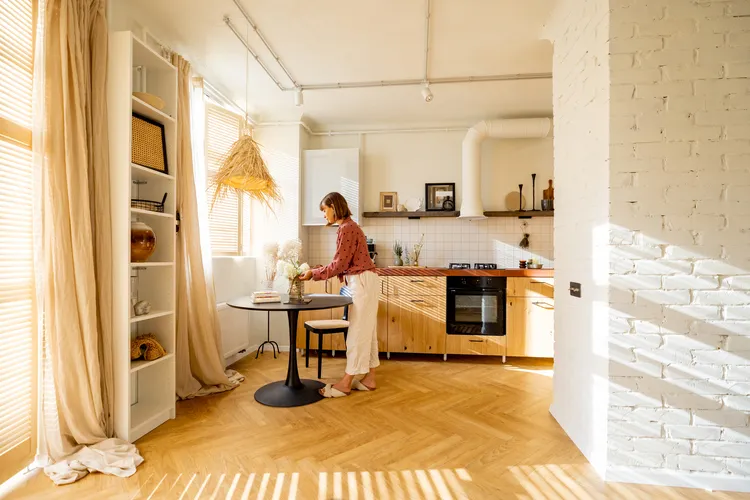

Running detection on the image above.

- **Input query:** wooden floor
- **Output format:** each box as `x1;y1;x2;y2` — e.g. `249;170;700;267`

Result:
7;353;745;499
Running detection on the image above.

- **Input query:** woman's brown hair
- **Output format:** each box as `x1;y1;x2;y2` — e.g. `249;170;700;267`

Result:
319;192;352;223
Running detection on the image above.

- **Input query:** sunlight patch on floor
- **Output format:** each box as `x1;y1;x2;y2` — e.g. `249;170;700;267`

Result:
140;468;472;499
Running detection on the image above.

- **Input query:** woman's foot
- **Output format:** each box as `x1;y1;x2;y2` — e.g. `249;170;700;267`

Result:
359;372;376;390
319;375;353;397
319;384;349;398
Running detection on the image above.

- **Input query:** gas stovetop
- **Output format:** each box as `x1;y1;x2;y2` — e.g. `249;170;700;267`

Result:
448;263;498;270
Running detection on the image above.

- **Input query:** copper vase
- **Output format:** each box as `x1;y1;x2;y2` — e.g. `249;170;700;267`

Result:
131;220;156;262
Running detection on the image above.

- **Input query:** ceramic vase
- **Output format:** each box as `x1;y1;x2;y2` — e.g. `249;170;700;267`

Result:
131;220;156;262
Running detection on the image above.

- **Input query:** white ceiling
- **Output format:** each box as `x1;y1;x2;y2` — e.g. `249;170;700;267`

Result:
121;0;554;128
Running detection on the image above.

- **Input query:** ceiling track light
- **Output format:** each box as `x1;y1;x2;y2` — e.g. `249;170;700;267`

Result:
294;87;304;106
421;83;433;103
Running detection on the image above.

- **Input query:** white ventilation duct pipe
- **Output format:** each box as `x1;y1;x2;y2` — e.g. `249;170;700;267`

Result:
459;118;552;219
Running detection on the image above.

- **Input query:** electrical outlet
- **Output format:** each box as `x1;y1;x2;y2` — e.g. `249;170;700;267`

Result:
569;282;581;298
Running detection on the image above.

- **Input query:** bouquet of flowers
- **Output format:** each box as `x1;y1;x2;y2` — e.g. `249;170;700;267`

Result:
275;239;310;300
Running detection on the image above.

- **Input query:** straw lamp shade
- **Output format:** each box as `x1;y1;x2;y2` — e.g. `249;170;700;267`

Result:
210;132;281;211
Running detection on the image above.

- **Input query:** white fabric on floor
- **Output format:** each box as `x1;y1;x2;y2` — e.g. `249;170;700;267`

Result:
43;438;144;485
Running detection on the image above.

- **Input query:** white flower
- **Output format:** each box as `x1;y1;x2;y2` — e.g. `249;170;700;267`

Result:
299;263;310;274
279;239;302;263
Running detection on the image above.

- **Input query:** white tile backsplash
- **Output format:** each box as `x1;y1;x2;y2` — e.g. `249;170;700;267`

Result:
306;217;554;269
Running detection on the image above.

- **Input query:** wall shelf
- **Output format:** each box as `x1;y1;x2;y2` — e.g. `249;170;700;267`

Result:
131;163;174;182
484;211;554;218
363;211;459;219
130;262;174;269
131;207;174;219
132;95;175;124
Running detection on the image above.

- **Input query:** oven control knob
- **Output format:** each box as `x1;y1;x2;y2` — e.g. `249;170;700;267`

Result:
461;279;467;285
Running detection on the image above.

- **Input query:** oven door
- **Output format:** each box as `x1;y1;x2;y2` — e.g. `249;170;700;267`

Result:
447;288;505;335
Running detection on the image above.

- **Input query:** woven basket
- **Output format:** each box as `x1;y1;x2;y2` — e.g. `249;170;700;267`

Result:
131;113;168;173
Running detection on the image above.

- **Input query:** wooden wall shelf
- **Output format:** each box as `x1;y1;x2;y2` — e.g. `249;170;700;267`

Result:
485;211;554;218
363;210;554;219
363;211;459;219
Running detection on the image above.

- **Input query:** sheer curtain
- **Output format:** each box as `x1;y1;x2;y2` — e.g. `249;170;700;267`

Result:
34;0;141;484
172;59;243;399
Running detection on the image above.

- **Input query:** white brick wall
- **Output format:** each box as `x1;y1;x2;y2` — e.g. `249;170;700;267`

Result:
546;0;611;475
607;0;750;486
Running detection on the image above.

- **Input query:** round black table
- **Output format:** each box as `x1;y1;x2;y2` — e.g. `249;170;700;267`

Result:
227;294;353;407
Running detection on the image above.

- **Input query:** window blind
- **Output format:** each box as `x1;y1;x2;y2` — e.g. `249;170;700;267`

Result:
205;104;244;255
0;0;36;481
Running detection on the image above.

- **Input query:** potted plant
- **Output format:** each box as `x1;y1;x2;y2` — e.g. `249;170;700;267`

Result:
276;239;310;303
393;240;403;266
409;234;425;267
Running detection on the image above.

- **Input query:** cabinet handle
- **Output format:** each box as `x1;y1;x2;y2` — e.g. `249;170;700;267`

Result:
410;279;425;283
533;301;554;310
410;299;425;303
469;339;483;343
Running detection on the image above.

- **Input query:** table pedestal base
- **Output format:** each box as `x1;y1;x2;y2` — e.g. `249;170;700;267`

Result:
254;379;325;407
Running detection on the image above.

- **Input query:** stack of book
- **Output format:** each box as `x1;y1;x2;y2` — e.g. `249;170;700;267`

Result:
251;290;281;304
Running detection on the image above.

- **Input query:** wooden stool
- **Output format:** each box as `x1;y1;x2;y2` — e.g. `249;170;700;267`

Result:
304;305;349;379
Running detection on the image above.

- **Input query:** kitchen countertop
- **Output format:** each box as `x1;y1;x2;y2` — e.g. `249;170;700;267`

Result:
374;267;555;278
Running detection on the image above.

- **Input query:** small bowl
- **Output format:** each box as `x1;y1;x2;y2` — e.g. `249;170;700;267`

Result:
528;263;543;269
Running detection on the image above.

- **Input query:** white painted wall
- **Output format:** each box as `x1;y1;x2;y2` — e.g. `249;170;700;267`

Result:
306;132;553;212
547;0;611;478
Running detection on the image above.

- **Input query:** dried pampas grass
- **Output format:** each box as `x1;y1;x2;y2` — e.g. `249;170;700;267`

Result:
210;134;281;212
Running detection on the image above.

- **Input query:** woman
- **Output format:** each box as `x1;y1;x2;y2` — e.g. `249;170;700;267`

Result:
299;192;379;398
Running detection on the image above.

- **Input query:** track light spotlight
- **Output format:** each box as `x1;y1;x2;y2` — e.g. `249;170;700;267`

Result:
421;84;433;103
294;87;304;106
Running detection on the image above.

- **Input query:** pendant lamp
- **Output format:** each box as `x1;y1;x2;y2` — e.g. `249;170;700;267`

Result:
210;21;281;212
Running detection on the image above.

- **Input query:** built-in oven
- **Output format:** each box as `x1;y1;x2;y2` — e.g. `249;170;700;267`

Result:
446;276;506;335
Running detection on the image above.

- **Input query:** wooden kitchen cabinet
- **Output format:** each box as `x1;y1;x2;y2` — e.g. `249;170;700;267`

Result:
446;335;506;356
388;276;444;296
388;293;446;354
296;277;388;354
507;277;554;299
506;296;555;358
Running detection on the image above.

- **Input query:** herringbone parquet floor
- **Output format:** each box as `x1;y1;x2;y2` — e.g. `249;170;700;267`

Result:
5;353;745;499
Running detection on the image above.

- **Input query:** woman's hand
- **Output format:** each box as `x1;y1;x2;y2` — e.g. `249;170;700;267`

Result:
298;270;313;281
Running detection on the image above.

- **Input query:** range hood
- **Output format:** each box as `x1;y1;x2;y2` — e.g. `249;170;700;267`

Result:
459;118;552;219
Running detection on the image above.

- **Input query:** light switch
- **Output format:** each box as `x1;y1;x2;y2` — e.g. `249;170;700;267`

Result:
569;282;581;298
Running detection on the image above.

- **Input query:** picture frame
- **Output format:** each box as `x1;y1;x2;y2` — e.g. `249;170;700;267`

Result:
380;192;397;212
425;183;456;211
131;112;169;174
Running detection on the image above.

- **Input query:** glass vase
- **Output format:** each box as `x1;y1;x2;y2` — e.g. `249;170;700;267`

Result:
288;279;305;303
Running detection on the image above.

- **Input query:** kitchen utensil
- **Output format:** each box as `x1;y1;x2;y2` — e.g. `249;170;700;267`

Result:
528;263;543;269
504;191;527;211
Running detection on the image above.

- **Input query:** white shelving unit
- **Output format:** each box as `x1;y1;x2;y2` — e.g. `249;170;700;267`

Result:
108;31;177;442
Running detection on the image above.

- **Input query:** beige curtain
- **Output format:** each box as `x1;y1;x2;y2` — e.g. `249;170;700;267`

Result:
40;0;113;458
36;0;143;484
173;55;243;399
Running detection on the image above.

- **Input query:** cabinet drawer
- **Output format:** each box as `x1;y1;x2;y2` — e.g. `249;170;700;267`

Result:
388;294;446;354
446;335;506;356
507;278;554;299
388;276;445;296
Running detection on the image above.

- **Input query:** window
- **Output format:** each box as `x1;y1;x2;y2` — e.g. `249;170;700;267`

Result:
0;0;37;482
204;103;250;255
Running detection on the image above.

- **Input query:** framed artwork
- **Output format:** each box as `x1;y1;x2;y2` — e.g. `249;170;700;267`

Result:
425;183;455;211
380;192;397;212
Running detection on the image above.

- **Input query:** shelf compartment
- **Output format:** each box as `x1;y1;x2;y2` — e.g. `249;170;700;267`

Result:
131;163;175;182
130;352;174;374
132;95;175;124
131;262;173;268
130;310;174;324
130;207;174;219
